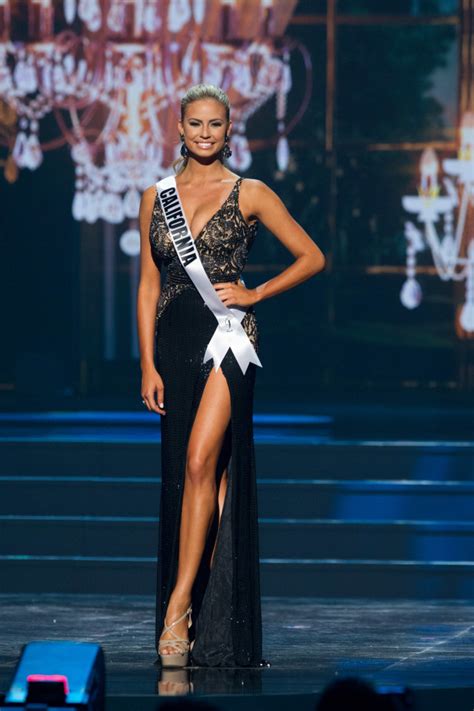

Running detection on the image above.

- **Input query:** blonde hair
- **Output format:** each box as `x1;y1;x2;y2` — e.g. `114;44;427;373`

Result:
172;84;231;176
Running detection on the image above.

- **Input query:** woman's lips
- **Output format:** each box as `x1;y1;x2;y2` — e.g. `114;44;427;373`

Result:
195;142;214;149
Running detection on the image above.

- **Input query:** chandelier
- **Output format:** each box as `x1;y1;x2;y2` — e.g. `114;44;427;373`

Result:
0;0;311;253
400;111;474;334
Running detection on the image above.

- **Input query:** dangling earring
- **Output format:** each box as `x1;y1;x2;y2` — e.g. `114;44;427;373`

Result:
180;134;189;158
222;134;232;159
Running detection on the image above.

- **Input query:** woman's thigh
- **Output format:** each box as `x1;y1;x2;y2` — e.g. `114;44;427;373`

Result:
185;366;232;482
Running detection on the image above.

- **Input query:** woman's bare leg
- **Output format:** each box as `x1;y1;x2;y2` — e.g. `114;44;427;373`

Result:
159;366;231;655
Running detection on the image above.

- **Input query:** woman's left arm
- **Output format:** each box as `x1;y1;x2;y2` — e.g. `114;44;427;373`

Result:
214;179;326;307
249;179;325;303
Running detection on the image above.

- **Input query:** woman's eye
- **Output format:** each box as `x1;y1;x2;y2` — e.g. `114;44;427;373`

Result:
188;121;222;127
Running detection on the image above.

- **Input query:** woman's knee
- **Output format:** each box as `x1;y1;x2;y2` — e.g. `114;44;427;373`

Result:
185;449;216;490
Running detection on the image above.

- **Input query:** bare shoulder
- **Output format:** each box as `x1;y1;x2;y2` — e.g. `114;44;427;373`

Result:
240;178;274;198
139;184;158;214
142;184;158;203
139;185;158;232
240;178;284;220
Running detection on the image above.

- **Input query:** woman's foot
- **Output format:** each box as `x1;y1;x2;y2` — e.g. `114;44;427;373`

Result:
159;593;192;656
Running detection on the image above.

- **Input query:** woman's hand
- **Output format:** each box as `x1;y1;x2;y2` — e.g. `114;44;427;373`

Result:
141;366;166;415
213;279;258;308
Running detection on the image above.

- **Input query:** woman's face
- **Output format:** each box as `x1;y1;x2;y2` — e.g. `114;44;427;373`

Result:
178;98;231;160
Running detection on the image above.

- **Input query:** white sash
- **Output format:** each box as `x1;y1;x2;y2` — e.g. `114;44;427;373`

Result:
155;175;263;375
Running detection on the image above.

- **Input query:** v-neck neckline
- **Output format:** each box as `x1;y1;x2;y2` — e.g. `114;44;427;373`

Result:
174;177;242;243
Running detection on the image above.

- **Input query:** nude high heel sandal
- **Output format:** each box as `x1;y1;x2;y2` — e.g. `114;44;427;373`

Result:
158;604;193;668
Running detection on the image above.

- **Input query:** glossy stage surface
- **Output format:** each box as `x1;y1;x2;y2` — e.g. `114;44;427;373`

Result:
1;593;474;709
0;396;473;709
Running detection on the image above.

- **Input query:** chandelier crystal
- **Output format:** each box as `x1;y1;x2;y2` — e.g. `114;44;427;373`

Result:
0;0;311;254
400;111;474;333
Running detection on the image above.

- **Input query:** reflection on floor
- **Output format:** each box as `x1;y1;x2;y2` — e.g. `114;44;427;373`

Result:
1;401;473;708
1;593;474;708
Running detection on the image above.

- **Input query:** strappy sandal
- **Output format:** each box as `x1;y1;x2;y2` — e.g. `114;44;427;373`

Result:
158;604;193;668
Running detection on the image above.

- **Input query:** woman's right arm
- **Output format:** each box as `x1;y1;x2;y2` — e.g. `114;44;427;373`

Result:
137;186;166;416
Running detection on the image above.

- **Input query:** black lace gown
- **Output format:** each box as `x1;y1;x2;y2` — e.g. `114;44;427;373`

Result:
149;177;265;667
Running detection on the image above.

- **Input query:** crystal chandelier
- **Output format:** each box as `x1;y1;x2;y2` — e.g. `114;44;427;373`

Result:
0;0;311;253
400;111;474;333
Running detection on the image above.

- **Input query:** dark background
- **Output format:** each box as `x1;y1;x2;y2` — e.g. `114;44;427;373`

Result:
1;0;471;407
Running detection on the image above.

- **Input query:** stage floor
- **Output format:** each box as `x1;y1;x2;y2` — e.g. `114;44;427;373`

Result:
1;594;474;706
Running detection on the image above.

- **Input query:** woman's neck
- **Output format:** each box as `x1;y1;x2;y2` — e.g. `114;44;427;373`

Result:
179;158;230;185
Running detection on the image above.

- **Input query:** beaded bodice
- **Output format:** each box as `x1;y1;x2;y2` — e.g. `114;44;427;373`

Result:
149;177;260;350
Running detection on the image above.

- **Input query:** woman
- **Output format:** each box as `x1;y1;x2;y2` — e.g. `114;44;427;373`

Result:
137;84;325;669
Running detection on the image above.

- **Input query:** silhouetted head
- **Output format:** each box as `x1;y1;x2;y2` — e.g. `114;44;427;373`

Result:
316;676;387;711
